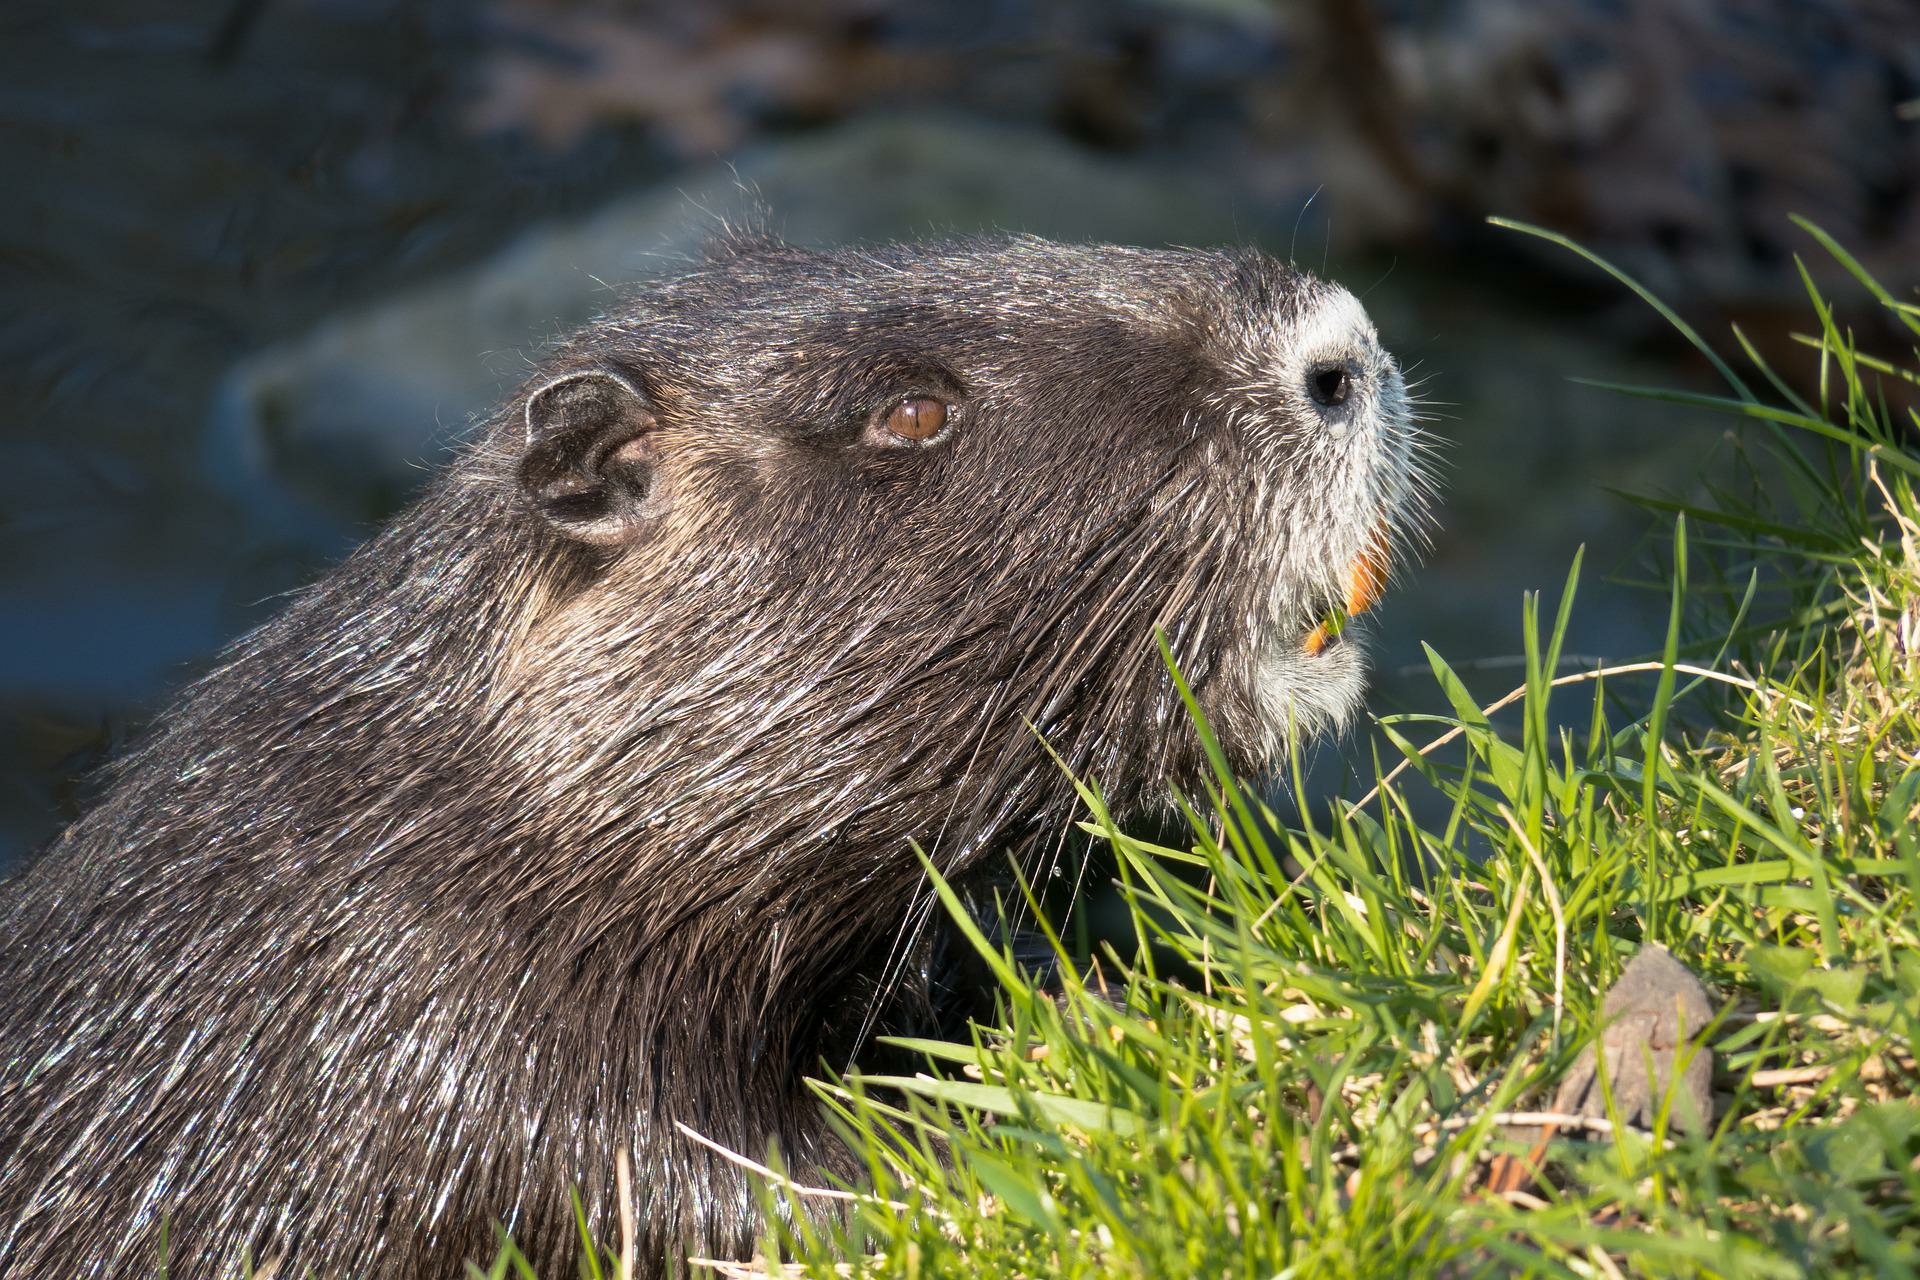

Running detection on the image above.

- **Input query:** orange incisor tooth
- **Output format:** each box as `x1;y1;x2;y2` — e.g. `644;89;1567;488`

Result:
1303;529;1392;656
1346;530;1391;618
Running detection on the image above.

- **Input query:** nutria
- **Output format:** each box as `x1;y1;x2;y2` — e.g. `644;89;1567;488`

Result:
0;234;1426;1278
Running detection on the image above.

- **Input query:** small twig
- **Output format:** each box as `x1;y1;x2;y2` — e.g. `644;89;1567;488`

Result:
1482;1146;1548;1200
1325;1109;1665;1164
1391;653;1616;679
1586;1243;1630;1280
1749;1064;1836;1088
617;1146;636;1280
1349;662;1817;816
686;1259;803;1278
673;1121;910;1211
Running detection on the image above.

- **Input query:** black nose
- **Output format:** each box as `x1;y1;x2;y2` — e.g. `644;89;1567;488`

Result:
1308;362;1353;408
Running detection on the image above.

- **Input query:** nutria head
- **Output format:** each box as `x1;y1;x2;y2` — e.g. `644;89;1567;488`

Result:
490;237;1426;860
0;234;1429;1280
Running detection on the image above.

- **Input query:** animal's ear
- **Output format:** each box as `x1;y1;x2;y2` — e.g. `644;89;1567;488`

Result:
517;366;661;547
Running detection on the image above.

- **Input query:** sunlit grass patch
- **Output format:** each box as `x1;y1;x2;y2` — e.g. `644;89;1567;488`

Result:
706;226;1920;1280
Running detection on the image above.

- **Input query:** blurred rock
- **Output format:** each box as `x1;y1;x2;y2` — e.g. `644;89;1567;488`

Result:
208;114;1291;537
1552;944;1717;1135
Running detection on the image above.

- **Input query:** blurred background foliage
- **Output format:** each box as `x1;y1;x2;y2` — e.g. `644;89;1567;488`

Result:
2;0;1917;868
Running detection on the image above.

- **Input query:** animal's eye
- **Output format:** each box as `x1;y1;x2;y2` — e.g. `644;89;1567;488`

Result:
880;396;950;443
1307;362;1353;408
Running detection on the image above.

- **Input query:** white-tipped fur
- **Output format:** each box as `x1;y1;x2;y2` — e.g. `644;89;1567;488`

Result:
1228;282;1420;761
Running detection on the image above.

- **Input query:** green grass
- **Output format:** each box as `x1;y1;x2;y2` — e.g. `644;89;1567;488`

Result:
684;224;1920;1279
